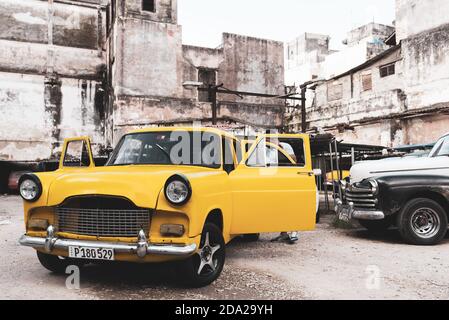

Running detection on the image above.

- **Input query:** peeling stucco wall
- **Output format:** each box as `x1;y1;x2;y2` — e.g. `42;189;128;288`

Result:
396;0;449;41
110;5;285;144
298;1;449;148
1;0;286;161
0;0;106;161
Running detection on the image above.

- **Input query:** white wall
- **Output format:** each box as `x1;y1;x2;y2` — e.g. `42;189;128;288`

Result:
396;0;449;40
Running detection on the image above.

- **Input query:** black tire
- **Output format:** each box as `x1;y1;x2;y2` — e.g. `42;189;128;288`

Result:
397;198;448;246
358;215;394;233
241;234;260;242
37;251;85;274
177;223;225;288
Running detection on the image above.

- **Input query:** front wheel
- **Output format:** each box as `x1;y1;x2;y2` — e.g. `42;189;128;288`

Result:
177;223;225;288
37;251;85;274
397;198;448;245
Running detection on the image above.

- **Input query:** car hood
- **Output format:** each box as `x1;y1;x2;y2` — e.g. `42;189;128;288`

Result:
350;156;449;183
46;166;213;208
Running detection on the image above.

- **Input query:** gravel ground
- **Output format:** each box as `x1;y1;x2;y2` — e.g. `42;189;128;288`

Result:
1;195;448;300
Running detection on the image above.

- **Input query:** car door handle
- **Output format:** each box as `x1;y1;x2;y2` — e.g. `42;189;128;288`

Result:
297;172;314;176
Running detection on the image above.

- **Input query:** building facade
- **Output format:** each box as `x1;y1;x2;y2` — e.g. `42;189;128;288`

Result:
289;0;449;148
0;0;285;162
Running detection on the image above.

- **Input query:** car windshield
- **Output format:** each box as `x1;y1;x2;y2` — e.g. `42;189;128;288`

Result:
106;131;221;168
430;135;449;158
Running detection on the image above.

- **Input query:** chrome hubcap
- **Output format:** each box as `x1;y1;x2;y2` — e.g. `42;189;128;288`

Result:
196;232;221;275
411;208;440;239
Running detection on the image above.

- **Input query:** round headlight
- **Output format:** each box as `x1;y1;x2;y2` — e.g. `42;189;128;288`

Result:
164;175;192;206
19;175;42;202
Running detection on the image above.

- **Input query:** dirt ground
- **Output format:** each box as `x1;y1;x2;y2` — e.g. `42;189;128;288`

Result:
1;195;449;300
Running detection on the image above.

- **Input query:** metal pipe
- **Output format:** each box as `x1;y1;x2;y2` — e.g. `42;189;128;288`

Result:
334;140;343;200
301;87;307;133
329;142;336;209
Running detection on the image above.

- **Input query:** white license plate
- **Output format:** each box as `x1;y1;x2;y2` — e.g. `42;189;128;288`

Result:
339;206;352;222
68;246;115;261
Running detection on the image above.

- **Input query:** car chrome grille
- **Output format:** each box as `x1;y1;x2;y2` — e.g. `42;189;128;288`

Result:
345;185;378;209
55;197;151;237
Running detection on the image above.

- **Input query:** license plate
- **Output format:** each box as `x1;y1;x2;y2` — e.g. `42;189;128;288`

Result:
339;206;352;222
68;246;114;261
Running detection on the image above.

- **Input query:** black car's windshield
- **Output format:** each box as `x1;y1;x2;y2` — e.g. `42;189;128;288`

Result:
430;135;449;157
106;131;222;168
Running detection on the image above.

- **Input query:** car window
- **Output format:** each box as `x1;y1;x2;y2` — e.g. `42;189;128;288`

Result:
63;140;91;167
431;136;449;157
233;139;243;163
107;131;221;168
246;137;306;168
223;138;236;173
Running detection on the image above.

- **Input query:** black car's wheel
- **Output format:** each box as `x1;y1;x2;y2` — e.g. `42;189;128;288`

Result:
37;251;85;274
397;198;448;245
241;234;260;242
358;216;394;233
177;223;225;288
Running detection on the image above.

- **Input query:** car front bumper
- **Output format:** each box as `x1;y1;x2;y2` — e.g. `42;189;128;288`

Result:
19;225;197;258
336;201;385;221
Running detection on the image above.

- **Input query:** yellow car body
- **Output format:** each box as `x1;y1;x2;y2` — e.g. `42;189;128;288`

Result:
19;127;317;285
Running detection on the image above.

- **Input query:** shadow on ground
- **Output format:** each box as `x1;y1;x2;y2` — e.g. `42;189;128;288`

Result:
343;227;449;245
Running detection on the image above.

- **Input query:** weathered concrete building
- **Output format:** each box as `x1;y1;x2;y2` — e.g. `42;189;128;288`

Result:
0;0;106;161
290;0;449;148
0;0;285;162
285;23;394;89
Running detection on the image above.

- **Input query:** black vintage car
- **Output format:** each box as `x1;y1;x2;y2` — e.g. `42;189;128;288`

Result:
337;175;449;245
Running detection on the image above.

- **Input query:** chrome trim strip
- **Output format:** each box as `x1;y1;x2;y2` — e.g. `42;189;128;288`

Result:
352;210;385;220
336;202;385;221
346;197;377;203
19;235;197;257
345;193;375;199
370;167;449;174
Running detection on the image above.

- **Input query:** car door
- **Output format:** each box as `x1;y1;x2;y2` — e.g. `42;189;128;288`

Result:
59;137;95;170
229;134;316;235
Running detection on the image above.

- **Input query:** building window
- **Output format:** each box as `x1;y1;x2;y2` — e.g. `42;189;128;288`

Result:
380;63;395;78
198;68;216;102
361;73;372;91
142;0;155;12
327;82;343;101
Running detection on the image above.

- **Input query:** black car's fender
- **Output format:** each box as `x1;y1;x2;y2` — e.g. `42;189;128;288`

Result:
375;175;449;216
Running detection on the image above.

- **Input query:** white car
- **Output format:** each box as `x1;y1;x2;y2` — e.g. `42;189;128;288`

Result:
349;133;449;183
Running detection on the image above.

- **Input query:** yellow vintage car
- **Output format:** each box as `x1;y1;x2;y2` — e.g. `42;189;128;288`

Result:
19;127;317;287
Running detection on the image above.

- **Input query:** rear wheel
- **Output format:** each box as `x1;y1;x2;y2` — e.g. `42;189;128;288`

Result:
358;216;394;233
397;198;448;245
37;251;85;274
177;223;225;288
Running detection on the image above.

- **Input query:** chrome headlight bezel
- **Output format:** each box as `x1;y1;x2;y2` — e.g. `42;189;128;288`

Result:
19;174;42;202
164;174;192;206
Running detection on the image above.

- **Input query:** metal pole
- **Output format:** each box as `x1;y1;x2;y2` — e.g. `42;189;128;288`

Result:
329;141;336;209
351;147;355;166
334;140;343;200
208;85;218;125
323;156;329;211
301;87;307;133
